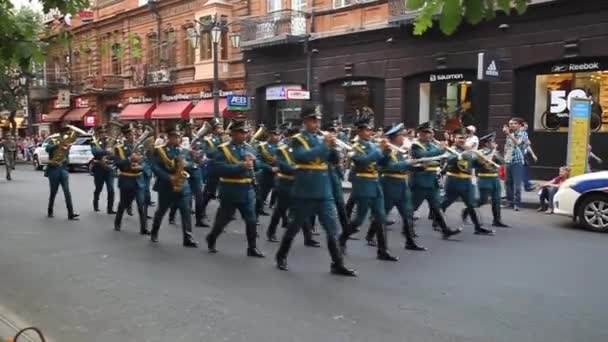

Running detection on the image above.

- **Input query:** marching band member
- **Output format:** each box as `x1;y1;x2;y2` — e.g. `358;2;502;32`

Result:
338;116;399;262
91;125;115;214
275;104;357;276
205;120;265;257
149;127;198;247
266;125;320;247
46;125;79;220
113;124;149;235
369;123;426;251
323;121;351;235
410;122;461;239
199;118;224;227
440;129;495;235
463;132;509;228
255;126;281;216
136;122;155;210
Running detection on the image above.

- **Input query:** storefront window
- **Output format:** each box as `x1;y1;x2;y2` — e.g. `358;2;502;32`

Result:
323;79;382;127
533;70;608;132
418;76;476;131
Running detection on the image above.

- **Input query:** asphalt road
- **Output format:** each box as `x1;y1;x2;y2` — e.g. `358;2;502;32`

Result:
1;166;607;342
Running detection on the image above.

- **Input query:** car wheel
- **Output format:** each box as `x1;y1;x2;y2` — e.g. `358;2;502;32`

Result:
33;156;42;170
577;194;608;232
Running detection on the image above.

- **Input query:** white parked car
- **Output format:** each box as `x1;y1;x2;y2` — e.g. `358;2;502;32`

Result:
33;134;94;171
553;171;608;232
0;146;4;164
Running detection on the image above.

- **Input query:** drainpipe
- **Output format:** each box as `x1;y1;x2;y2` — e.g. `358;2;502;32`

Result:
305;8;315;96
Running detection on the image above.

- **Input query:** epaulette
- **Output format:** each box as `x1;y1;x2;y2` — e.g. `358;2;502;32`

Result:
218;142;230;148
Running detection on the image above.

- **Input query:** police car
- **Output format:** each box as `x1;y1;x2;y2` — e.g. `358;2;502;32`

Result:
553;171;608;232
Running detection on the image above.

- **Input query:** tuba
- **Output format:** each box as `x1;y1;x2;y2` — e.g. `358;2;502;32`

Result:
48;125;87;166
249;125;267;144
133;125;155;151
100;120;122;170
190;121;212;147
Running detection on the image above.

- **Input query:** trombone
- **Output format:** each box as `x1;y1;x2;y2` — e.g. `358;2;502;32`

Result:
473;148;500;169
432;138;462;159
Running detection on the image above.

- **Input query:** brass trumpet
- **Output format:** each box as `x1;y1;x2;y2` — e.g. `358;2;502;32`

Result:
319;130;353;151
432;138;462;159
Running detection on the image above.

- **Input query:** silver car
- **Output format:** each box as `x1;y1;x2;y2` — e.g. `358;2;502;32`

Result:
33;134;94;171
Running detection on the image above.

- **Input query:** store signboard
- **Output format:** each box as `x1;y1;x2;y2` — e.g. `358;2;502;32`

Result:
477;52;500;81
128;96;154;104
227;95;250;111
429;73;464;82
55;89;70;108
286;90;310;100
84;115;97;127
75;97;89;108
550;61;604;73
342;80;367;87
266;84;302;101
567;98;592;176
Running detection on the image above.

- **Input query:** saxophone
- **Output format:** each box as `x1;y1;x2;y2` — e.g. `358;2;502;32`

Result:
171;154;190;192
48;125;87;166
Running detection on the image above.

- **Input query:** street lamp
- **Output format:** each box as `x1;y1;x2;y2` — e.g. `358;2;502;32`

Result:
187;15;241;120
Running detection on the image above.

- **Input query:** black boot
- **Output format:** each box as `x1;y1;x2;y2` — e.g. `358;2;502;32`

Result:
195;218;210;228
402;221;427;251
328;238;357;277
302;224;320;247
434;210;462;239
126;206;133;216
114;205;124;231
470;208;495;235
107;190;116;214
139;207;150;235
93;198;100;212
205;234;217;253
491;205;509;228
68;214;80;221
375;221;398;261
275;236;294;271
461;208;469;224
150;214;161;243
266;207;281;242
246;222;265;257
365;224;377;247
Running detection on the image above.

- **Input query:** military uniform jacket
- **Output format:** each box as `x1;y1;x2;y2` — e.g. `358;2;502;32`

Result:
410;140;444;188
114;143;144;189
213;141;258;204
275;143;297;194
445;146;474;177
350;139;387;199
475;148;504;176
257;141;278;178
378;150;413;201
328;148;345;201
151;144;191;195
46;137;68;168
91;140;112;174
203;135;222;159
290;131;333;200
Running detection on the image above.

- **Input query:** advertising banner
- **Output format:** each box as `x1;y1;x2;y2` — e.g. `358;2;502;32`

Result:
567;98;592;176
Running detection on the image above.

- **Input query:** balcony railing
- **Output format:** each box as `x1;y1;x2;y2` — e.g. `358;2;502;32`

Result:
240;9;309;49
145;66;175;87
83;75;124;93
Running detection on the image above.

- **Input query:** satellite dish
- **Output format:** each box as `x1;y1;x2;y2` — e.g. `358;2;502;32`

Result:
64;14;72;26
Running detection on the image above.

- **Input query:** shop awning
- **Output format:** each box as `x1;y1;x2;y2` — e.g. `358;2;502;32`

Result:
151;101;193;119
120;103;156;120
190;99;227;119
63;107;93;122
43;109;69;122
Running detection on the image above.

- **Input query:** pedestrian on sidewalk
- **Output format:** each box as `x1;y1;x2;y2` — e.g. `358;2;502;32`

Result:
503;117;529;211
1;135;17;180
538;166;570;214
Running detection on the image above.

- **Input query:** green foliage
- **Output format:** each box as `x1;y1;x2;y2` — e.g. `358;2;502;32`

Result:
408;0;530;35
128;33;143;61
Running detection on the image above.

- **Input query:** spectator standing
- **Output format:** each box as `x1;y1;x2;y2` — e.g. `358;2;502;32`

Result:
1;135;17;180
538;166;570;214
465;125;479;150
503;117;529;211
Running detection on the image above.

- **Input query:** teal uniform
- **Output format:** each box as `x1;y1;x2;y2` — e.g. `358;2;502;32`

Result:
256;141;278;214
201;134;223;213
168;147;204;224
46;136;76;218
206;141;261;251
367;149;421;248
113;143;148;233
91;140;115;213
276;131;348;266
149;144;195;244
475;148;505;224
328;148;350;231
410;140;456;236
440;146;492;234
440;146;476;210
339;139;389;251
141;148;154;206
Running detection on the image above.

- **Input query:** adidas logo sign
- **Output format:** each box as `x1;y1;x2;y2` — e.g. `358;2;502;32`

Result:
486;61;499;77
